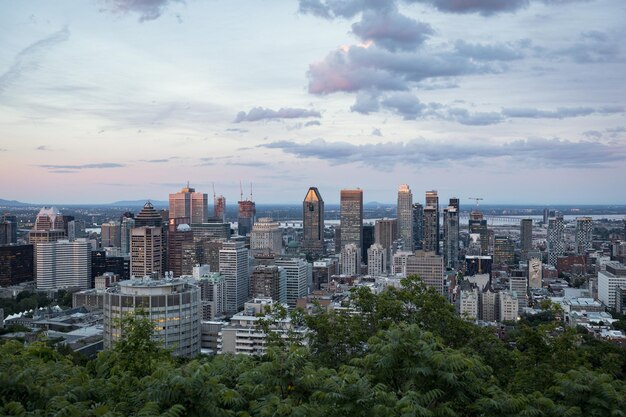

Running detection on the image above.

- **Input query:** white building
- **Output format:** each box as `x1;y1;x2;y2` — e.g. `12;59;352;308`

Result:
103;277;201;357
340;243;360;276
219;241;250;314
510;276;528;312
250;218;283;254
459;288;479;320
499;291;519;322
597;263;626;309
36;239;91;290
391;251;413;276
367;243;386;276
275;258;309;307
194;273;226;320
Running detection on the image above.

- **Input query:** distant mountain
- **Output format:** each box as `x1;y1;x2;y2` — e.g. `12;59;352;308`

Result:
108;200;168;207
0;198;32;207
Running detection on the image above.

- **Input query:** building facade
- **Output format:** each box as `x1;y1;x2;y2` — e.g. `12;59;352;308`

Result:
397;184;414;251
302;187;325;256
36;239;91;290
169;184;208;224
219;241;250;314
130;226;162;278
340;189;363;252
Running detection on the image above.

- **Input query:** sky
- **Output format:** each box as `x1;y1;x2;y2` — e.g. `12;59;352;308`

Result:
0;0;625;205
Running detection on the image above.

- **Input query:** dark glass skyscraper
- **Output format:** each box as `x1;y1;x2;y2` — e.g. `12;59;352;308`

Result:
412;203;423;250
302;187;325;256
520;218;533;253
423;191;439;254
340;189;363;252
237;200;256;236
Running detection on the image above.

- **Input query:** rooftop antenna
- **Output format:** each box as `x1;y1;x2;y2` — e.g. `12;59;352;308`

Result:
250;182;253;201
187;180;190;188
468;197;483;209
240;181;243;202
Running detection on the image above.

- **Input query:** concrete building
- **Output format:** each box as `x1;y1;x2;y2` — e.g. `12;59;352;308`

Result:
405;251;445;294
367;243;386;276
103;278;201;357
480;287;497;322
340;243;360;276
36;239;91;290
597;262;626;309
275;257;309;307
459;287;479;320
250;218;283;254
499;291;519;321
423;191;439;254
219;241;250;314
302;187;325;256
397;184;414;251
214;195;226;223
340;189;363;252
520;218;533;254
237;199;256;237
468;212;489;255
443;206;459;269
130;226;162;278
312;258;338;290
169;183;208;224
0;244;34;286
375;218;397;272
575;217;593;254
250;265;287;304
194;273;226;320
547;214;565;266
509;276;528;312
101;221;121;248
493;236;514;266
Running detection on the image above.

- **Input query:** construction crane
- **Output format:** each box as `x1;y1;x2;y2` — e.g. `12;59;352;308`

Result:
468;197;483;209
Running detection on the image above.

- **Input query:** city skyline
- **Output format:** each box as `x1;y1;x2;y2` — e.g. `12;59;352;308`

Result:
1;0;625;204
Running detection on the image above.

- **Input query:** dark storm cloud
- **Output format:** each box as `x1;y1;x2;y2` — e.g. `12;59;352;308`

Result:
234;107;321;123
99;0;183;22
352;9;434;51
39;163;126;170
0;27;70;96
261;137;625;168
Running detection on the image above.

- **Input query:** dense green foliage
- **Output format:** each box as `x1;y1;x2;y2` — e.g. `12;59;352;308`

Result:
1;276;625;416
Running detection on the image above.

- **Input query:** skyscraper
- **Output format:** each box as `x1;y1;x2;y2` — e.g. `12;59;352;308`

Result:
219;241;250;313
167;218;195;278
340;189;363;251
130;226;162;278
367;243;386;276
425;190;439;253
169;183;209;224
340;243;360;276
0;214;17;245
547;214;564;266
135;202;163;228
397;184;414;251
0;244;34;286
275;258;309;307
302;187;325;256
520;218;533;253
250;265;287;304
575;217;593;254
101;221;121;248
36;239;91;290
412;203;424;250
362;224;375;265
375;218;397;273
214;195;226;223
469;211;489;255
443;205;459;269
493;235;514;265
237;200;256;236
250;218;283;254
120;215;135;256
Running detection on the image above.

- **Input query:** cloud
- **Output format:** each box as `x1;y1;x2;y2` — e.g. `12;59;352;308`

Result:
304;120;321;127
454;40;524;61
99;0;183;22
502;106;624;119
36;146;50;151
554;30;620;63
352;9;434;51
234;107;321;122
39;163;126;170
142;159;169;163
225;128;249;133
261;137;626;168
380;92;427;119
0;27;70;96
371;128;382;136
409;0;530;16
298;0;393;19
0;148;7;152
444;108;504;125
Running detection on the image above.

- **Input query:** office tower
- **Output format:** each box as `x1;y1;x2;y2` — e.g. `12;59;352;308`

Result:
105;255;130;280
493;236;514;265
465;255;493;276
0;244;34;286
479;287;497;322
340;189;363;251
130;226;162;278
167;219;195;278
392;251;413;275
411;203;424;250
449;197;460;211
499;291;519;321
312;258;338;290
34;207;66;231
250;265;287;304
528;258;543;289
375;219;398;250
101;221;121;248
214;195;226;223
237;200;256;237
219;241;250;313
275;257;309;307
169;183;208;224
443;206;459;269
0;214;17;245
520;218;533;253
543;208;549;225
405;251;444;294
36;239;91;290
302;187;325;256
459;288;479;320
597;262;626;309
362;224;375;264
195;273;226;320
134;202;163;228
191;219;231;240
120;216;135;256
340;243;360;276
250;218;283;254
510;276;528;312
333;226;341;254
91;250;107;284
397;184;414;251
103;278;201;357
547;214;564;266
423;206;438;253
575;217;593;254
367;243;386;276
468;211;489;255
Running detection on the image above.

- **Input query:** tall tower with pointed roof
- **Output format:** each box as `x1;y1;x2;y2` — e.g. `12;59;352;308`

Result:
302;187;325;256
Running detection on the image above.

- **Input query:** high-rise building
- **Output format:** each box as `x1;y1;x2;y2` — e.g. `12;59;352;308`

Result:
397;184;414;251
367;243;386;276
214;195;226;223
195;272;226;320
169;183;209;224
424;191;439;254
493;236;514;265
0;214;17;245
120;216;135;256
36;239;91;290
499;291;519;321
312;258;337;290
443;206;459;269
597;262;626;309
130;226;162;278
412;203;424;250
135;202;163;228
275;258;309;307
479;286;497;322
459;288;479;320
29;207;67;246
375;218;397;272
510;276;528;312
250;218;283;254
520;218;533;253
219;241;250;313
237;200;256;237
103;278;201;357
250;265;287;304
362;224;375;264
340;189;363;252
0;244;34;286
547;214;564;266
167;219;195;278
341;243;360;276
468;211;489;255
405;251;444;294
101;221;121;248
302;187;325;256
575;217;593;254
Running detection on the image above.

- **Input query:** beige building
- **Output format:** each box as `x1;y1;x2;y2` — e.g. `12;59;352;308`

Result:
130;226;162;278
250;218;283;254
169;183;208;224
